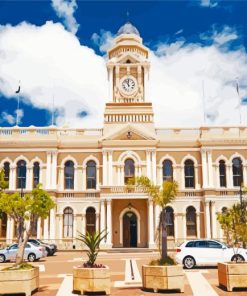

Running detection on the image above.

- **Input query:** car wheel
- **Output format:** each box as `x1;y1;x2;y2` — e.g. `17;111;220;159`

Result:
28;253;36;262
0;254;5;263
46;247;51;256
183;256;196;269
231;254;245;262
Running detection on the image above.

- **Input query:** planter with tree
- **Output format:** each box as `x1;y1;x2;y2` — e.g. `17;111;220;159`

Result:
0;170;55;296
131;176;184;293
73;230;110;295
217;200;247;292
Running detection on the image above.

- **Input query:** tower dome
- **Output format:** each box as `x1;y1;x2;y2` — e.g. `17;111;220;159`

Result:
117;22;140;36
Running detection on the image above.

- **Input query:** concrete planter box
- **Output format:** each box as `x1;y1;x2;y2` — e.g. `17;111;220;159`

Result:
0;264;39;296
73;266;110;295
142;264;184;293
218;262;247;291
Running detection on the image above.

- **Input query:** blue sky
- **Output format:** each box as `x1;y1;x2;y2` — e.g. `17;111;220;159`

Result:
0;0;247;127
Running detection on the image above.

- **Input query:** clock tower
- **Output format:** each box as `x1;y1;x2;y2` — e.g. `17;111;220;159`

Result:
103;22;155;136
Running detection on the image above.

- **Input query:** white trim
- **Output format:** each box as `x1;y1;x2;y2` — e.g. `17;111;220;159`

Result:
229;152;245;163
83;205;98;215
30;156;44;166
159;154;177;166
82;155;100;167
13;155;30;165
0;157;13;167
118;150;142;164
181;154;198;166
61;155;78;167
119;207;141;245
60;205;77;215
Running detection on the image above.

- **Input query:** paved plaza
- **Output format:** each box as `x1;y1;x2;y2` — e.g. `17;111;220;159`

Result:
2;251;247;296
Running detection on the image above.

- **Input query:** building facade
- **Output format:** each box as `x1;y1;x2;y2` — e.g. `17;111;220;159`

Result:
0;23;246;249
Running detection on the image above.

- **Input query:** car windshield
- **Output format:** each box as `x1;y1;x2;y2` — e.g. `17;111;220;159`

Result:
220;242;229;248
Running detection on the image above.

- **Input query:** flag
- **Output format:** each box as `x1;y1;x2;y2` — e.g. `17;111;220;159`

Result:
15;85;20;94
235;79;239;96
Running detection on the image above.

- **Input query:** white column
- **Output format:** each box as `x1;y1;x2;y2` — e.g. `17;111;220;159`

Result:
181;165;185;189
154;204;161;230
243;165;247;186
6;216;11;243
59;215;63;240
37;218;41;239
43;217;49;240
146;150;151;179
151;150;157;184
201;149;208;188
74;166;78;190
73;215;77;241
173;165;177;182
59;167;64;190
10;165;16;190
46;151;52;190
9;218;14;243
207;149;214;187
158;165;163;185
96;213;99;232
227;165;232;188
117;166;121;185
195;166;200;189
82;214;86;235
148;200;155;247
144;67;149;101
108;66;113;101
49;208;56;241
82;165;86;190
211;202;217;239
103;151;108;185
100;200;106;246
108;151;113;186
182;214;187;239
120;165;124;185
215;165;220;188
205;201;211;238
51;151;57;190
174;214;178;240
196;213;201;238
106;200;112;247
27;165;32;190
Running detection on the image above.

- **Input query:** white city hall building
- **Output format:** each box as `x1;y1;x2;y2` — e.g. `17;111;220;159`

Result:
0;22;246;249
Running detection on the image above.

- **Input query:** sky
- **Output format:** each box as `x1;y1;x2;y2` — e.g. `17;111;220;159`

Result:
0;0;247;128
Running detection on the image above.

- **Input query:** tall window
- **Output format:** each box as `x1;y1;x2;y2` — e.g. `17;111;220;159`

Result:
165;207;174;236
86;161;96;189
3;162;10;188
86;207;96;234
33;162;40;188
0;212;7;237
232;157;243;187
184;160;195;188
63;207;73;238
124;159;135;184
64;161;74;189
219;160;226;187
163;160;173;181
186;206;197;236
17;160;26;189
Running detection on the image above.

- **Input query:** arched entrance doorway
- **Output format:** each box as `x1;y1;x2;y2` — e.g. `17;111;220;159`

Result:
123;211;137;247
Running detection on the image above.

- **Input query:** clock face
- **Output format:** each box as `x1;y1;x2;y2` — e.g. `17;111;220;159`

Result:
121;77;136;93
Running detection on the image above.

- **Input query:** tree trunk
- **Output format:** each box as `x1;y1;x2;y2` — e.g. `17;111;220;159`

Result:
161;208;167;260
15;220;32;265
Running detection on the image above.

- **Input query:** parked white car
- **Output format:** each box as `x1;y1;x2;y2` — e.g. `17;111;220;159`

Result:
0;242;47;263
176;239;247;269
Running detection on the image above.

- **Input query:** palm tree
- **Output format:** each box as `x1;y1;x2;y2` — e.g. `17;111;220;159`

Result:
132;176;178;261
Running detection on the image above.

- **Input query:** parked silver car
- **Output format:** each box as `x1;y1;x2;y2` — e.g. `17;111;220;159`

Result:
0;242;47;263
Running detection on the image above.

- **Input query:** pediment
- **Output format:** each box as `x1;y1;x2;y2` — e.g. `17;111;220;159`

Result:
102;124;156;141
116;53;144;64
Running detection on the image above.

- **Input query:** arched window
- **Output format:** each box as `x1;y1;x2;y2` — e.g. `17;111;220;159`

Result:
232;157;243;187
163;160;173;182
33;162;40;188
124;159;135;184
0;213;7;238
64;161;74;189
3;162;10;188
17;160;26;189
184;160;195;188
86;161;96;189
165;207;174;236
186;206;197;236
63;207;73;238
222;207;227;214
219;160;226;187
86;207;96;235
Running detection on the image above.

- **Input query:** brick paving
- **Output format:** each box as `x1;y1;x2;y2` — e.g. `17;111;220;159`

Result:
1;252;247;295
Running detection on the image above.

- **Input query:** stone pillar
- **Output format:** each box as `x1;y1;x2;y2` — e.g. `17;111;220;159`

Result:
146;150;151;179
196;213;201;238
181;165;185;189
205;201;211;238
158;165;163;185
100;200;106;246
182;214;187;240
59;167;64;190
243;165;247;187
27;164;33;190
9;218;14;243
81;214;86;235
51;151;57;190
74;166;78;190
6;216;11;243
211;202;217;239
43;217;49;240
108;151;113;186
151;150;157;184
207;149;214;187
82;165;86;190
215;164;220;188
10;164;16;190
58;214;63;240
106;200;112;247
195;166;200;189
120;165;124;185
73;215;77;242
174;213;178;240
37;218;41;239
96;165;100;190
154;204;161;230
46;151;52;190
96;213;100;232
227;165;232;188
40;164;46;188
103;150;108;185
201;148;208;188
148;200;155;248
49;208;56;242
173;164;177;182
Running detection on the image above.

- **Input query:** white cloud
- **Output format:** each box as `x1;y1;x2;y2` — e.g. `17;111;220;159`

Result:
200;0;218;8
0;21;107;127
200;26;238;46
51;0;79;34
1;109;24;125
91;30;114;53
0;21;247;129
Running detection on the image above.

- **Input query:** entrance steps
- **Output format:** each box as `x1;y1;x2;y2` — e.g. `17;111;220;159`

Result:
107;248;156;253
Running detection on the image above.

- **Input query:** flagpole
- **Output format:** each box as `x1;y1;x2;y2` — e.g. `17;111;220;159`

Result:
15;80;21;126
236;78;242;124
